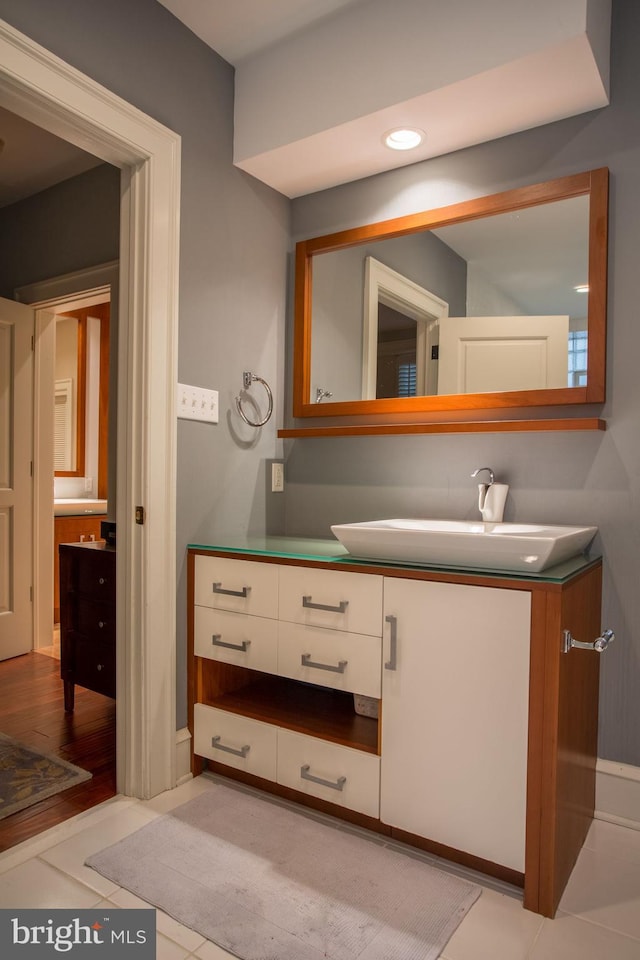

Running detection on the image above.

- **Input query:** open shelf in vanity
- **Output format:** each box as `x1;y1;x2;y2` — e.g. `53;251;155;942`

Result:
196;672;380;755
187;539;604;918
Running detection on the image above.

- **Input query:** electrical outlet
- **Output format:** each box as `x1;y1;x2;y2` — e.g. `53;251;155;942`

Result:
271;462;284;492
177;383;219;423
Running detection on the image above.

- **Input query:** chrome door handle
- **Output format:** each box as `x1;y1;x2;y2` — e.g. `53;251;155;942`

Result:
301;654;347;673
212;582;250;598
300;764;346;791
211;635;251;652
211;736;250;758
562;628;615;654
302;595;348;613
385;614;398;670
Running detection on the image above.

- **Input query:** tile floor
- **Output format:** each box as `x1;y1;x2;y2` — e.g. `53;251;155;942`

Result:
0;775;639;960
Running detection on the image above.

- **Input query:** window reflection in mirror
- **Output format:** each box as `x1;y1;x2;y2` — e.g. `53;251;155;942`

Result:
295;168;608;419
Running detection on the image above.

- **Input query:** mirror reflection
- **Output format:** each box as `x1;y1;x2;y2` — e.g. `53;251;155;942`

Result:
310;196;589;403
54;301;109;487
294;167;607;420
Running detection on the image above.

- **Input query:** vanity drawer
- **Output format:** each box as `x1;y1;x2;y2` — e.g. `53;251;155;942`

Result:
194;703;277;780
277;728;380;818
278;621;381;697
194;556;278;619
278;566;383;637
194;606;278;673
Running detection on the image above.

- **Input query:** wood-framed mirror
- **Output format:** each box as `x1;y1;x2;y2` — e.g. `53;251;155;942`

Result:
54;301;110;498
292;168;608;424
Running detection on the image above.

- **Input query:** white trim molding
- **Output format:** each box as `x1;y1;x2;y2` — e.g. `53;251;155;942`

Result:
0;18;181;800
175;728;194;787
595;759;640;831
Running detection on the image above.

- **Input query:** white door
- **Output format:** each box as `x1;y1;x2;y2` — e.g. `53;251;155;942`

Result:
381;577;531;872
437;315;569;395
0;297;34;660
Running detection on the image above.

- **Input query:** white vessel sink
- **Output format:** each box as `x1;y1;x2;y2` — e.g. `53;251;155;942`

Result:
54;498;108;517
330;518;598;573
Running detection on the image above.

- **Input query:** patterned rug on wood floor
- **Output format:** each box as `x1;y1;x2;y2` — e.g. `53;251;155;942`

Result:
0;733;92;819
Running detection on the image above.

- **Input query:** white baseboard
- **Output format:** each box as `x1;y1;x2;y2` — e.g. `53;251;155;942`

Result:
175;727;193;787
595;758;640;831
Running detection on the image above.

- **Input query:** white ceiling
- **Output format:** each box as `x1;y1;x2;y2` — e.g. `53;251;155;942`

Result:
0;0;611;206
156;0;363;65
158;0;612;199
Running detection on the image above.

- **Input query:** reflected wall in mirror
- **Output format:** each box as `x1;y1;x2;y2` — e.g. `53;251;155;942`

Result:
54;301;110;497
294;168;608;418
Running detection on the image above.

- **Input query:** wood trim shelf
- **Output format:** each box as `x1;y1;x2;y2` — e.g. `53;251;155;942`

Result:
197;671;380;756
278;418;606;439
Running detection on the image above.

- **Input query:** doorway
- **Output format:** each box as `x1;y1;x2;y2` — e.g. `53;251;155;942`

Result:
0;20;180;803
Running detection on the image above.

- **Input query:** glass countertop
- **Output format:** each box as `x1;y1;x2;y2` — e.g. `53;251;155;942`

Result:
188;535;601;584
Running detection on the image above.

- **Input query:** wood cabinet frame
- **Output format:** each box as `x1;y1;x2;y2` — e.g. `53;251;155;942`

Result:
187;548;602;917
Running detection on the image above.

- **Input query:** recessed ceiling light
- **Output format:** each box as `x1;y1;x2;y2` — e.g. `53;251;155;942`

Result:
383;127;424;151
574;284;589;293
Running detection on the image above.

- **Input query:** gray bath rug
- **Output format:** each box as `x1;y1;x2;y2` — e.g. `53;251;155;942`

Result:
86;780;481;960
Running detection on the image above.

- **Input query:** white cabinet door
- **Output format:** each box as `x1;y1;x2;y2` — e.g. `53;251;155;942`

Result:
381;577;531;873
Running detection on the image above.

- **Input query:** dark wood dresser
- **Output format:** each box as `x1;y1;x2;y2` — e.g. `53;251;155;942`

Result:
59;541;116;712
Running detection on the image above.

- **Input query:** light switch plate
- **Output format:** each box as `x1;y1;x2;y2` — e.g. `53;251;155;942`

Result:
271;462;284;492
177;383;219;423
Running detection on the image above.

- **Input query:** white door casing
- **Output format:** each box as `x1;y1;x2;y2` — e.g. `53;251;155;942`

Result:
0;298;34;660
0;19;180;798
363;257;449;399
437;315;570;395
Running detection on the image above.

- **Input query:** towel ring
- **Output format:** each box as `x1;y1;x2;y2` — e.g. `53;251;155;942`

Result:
235;371;273;428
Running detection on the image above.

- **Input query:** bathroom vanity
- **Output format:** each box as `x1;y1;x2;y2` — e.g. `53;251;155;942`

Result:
187;539;603;918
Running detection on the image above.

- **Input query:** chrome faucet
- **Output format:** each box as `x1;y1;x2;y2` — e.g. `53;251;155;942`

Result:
471;467;509;523
471;466;495;486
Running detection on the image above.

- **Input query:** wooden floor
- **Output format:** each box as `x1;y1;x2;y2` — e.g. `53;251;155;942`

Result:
0;650;116;852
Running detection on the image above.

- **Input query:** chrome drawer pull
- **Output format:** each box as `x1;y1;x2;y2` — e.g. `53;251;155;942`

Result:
301;653;347;673
385;614;398;671
98;621;106;629
211;634;251;652
212;582;251;598
98;577;107;585
211;735;250;758
302;595;348;613
300;764;346;792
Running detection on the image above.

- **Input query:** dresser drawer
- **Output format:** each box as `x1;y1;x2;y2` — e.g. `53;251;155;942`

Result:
75;553;115;603
75;598;115;642
194;607;278;673
194;703;277;780
72;635;116;699
278;621;381;697
194;556;278;619
277;728;380;818
278;567;383;636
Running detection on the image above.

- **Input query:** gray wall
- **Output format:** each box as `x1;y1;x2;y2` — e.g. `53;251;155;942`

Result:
0;0;290;728
287;0;640;767
0;164;121;298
